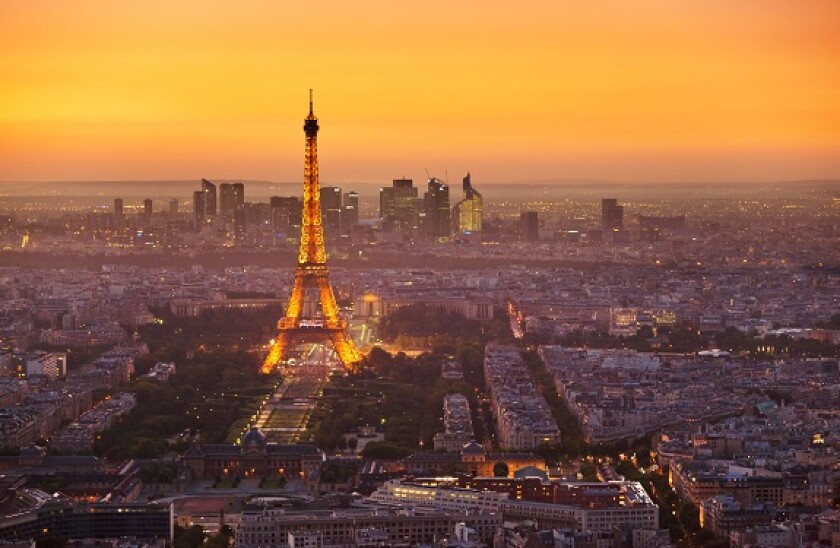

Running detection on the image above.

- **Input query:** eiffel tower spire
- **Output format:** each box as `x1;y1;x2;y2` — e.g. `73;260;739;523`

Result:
262;92;362;374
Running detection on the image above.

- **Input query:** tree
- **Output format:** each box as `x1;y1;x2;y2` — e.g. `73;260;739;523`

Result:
360;441;411;460
492;461;510;477
679;502;701;534
347;437;359;451
174;524;206;548
138;463;158;483
156;466;175;483
579;462;598;481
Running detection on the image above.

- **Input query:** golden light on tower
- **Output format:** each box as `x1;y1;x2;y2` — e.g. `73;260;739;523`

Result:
262;91;362;374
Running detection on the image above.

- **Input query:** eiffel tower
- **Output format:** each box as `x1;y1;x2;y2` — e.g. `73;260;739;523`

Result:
261;91;362;374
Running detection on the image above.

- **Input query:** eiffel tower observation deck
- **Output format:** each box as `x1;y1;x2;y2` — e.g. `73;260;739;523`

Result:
261;91;362;374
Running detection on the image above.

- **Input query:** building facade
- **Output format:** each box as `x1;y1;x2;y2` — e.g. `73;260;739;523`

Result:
182;427;322;483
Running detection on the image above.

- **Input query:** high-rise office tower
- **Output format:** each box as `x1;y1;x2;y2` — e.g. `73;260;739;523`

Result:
453;172;483;234
193;190;206;229
601;198;624;233
343;191;359;232
143;198;153;219
169;199;179;214
521;211;539;241
270;196;303;233
201;178;217;217
220;182;245;217
424;178;451;240
233;208;248;244
243;202;270;227
380;178;419;232
114;198;124;218
321;186;343;234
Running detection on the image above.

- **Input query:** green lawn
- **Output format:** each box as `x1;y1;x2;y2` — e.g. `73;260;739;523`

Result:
264;408;308;428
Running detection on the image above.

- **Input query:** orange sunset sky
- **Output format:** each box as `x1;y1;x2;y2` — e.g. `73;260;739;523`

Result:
1;0;839;184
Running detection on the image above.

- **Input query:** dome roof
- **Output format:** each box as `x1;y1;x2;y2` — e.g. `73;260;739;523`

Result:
242;427;267;448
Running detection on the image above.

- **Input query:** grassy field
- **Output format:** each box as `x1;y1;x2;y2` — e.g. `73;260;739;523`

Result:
264;408;309;428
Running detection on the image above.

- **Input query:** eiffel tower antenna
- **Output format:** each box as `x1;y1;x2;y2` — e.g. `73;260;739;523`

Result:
262;92;362;374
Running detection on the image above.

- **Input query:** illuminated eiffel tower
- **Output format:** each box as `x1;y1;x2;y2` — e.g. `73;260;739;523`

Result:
261;91;362;374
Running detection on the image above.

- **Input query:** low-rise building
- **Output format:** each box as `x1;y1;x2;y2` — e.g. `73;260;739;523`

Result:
182;427;323;484
433;393;476;451
700;496;774;540
235;506;501;548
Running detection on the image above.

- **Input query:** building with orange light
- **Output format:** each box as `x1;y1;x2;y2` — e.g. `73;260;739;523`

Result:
182;426;322;483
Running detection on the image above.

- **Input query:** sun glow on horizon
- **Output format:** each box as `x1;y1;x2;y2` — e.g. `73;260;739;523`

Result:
1;0;839;183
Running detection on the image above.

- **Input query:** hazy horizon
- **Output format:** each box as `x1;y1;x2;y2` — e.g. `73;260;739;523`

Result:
1;178;836;203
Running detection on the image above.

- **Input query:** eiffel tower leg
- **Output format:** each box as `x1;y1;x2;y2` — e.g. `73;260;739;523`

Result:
285;271;306;323
262;331;291;374
316;273;341;325
330;329;361;373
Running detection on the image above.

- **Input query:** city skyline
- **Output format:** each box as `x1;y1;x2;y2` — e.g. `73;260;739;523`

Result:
1;54;839;547
2;1;839;184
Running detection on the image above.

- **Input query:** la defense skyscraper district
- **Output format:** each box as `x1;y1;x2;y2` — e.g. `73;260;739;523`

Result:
261;91;362;374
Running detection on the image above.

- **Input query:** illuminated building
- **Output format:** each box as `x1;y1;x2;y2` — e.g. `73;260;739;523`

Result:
143;198;152;220
24;351;66;380
0;494;171;542
183;427;322;482
262;92;362;374
320;186;342;234
370;478;658;532
201;178;218;216
269;196;302;234
380;178;419;233
601;198;624;232
193;178;218;229
236;506;500;547
233;208;247;244
452;172;483;234
219;182;245;217
343;191;359;233
423;177;450;240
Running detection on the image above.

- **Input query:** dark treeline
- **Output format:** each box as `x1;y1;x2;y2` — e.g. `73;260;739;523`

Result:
95;349;272;460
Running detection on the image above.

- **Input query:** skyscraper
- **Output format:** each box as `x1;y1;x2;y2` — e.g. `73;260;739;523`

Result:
321;186;343;234
452;172;483;234
380;178;419;233
113;198;124;218
193;191;206;229
343;191;359;233
233;208;247;245
601;198;624;233
424;178;451;240
143;198;153;219
193;179;218;228
169;199;179;214
270;196;303;234
220;182;245;217
201;178;217;217
521;211;539;241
